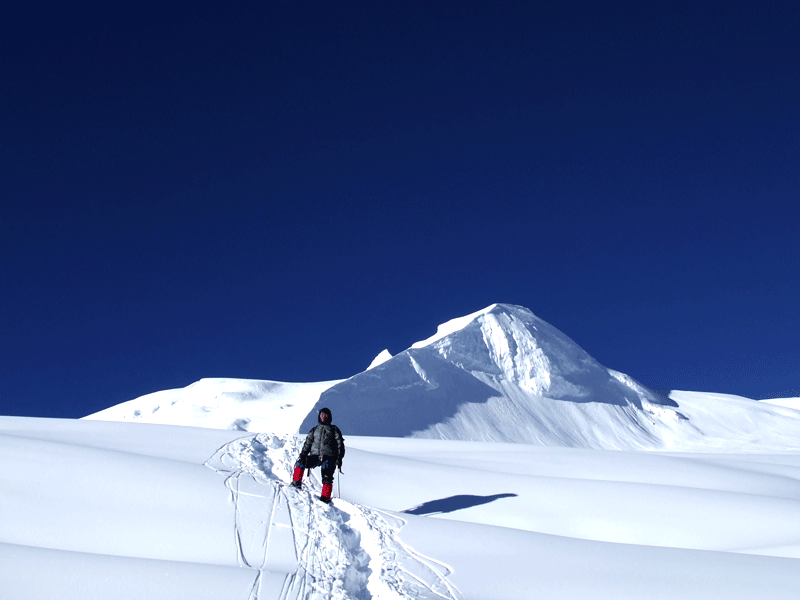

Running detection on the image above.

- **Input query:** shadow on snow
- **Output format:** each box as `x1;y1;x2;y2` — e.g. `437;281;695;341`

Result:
403;493;517;515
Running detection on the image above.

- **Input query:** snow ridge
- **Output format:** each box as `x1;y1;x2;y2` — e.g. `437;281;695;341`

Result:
303;304;678;449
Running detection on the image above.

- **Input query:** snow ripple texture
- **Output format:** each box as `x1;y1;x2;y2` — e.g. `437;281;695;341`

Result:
205;433;462;600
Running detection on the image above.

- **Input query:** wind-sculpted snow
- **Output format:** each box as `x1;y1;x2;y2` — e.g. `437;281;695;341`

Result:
204;433;463;600
303;304;699;449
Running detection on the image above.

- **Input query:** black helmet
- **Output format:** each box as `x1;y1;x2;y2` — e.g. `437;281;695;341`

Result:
318;407;332;424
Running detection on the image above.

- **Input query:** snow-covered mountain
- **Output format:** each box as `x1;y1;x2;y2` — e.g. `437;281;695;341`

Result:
7;303;800;599
302;304;681;448
88;303;800;452
303;303;800;450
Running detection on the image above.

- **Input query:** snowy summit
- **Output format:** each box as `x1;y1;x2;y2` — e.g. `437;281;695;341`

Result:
305;303;678;446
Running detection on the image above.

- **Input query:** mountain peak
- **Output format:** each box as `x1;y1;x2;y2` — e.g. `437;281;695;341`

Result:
410;303;596;397
367;349;393;370
301;303;678;447
410;303;526;349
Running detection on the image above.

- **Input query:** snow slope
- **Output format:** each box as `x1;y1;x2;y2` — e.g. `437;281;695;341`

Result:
762;397;800;411
3;417;800;599
86;377;341;433
0;418;257;599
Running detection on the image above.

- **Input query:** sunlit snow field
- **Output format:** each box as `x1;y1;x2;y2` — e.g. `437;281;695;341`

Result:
3;305;800;599
3;413;800;599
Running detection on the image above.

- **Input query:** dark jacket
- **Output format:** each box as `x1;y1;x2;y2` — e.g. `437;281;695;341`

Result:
301;423;345;460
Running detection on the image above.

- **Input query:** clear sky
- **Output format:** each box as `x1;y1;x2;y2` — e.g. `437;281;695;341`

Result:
2;1;798;419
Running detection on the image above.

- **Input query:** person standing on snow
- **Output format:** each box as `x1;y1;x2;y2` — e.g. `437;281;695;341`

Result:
290;407;345;503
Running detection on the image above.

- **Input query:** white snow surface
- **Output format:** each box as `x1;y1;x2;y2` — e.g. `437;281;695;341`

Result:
4;303;800;598
3;417;800;599
367;350;393;370
762;397;800;411
86;377;342;434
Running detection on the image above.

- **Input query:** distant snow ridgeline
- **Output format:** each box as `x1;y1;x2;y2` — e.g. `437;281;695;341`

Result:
87;303;800;451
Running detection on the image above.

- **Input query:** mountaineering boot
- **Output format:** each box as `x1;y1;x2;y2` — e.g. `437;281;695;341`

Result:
291;466;304;488
319;483;333;503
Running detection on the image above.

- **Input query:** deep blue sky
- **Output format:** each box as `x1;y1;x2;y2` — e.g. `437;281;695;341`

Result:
2;1;798;418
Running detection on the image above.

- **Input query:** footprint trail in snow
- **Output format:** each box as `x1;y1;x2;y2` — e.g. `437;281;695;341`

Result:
205;434;462;600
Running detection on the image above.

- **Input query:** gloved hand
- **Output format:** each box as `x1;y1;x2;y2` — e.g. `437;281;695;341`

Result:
298;453;308;467
337;459;343;470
